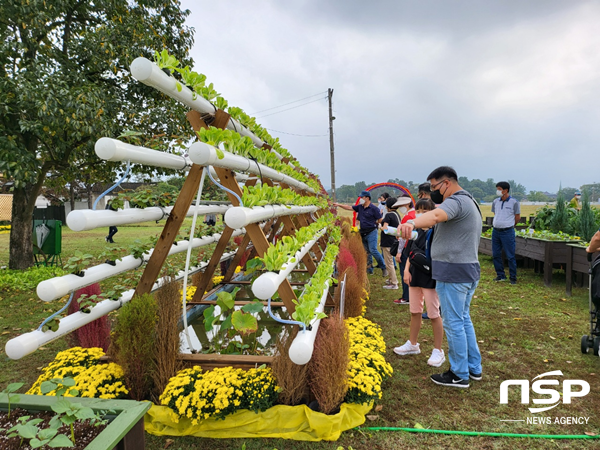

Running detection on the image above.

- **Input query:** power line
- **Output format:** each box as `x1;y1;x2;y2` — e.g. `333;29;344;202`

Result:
265;127;328;138
255;96;327;119
248;91;327;115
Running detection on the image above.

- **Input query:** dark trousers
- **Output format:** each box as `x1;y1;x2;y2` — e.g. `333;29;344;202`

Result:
492;228;517;281
107;226;118;243
400;251;409;300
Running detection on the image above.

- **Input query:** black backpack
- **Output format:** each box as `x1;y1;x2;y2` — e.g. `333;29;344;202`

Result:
408;228;434;275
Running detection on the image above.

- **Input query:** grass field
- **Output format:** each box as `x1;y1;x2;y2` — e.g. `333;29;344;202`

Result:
1;217;600;449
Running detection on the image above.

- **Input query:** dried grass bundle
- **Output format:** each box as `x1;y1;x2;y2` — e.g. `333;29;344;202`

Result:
151;277;183;402
338;267;365;318
307;313;349;414
271;327;309;406
345;234;368;289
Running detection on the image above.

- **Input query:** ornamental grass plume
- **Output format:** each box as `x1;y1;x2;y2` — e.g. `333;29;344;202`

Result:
151;277;182;403
271;327;309;406
111;293;158;401
307;312;349;414
67;283;110;351
340;218;353;241
345;233;368;289
337;266;365;318
336;246;357;278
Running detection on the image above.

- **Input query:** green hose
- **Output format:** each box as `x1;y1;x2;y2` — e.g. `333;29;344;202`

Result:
359;427;599;439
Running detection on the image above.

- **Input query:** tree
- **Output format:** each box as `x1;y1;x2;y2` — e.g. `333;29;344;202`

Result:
578;189;598;241
528;191;550;203
0;0;195;269
551;187;569;233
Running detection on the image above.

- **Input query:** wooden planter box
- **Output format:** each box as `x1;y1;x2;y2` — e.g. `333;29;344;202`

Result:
565;245;600;296
515;236;580;287
479;237;493;256
0;395;150;450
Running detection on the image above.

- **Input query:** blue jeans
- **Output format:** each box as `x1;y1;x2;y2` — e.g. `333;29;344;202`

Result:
436;280;482;380
492;228;517;281
362;229;385;273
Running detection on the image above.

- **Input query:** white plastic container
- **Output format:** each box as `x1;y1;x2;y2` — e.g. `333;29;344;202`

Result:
224;205;318;229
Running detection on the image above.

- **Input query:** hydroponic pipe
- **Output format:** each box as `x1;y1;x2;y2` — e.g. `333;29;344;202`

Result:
129;57;263;148
67;204;231;232
288;280;330;365
360;427;600;439
6;251;237;360
224;205;318;229
188;142;314;193
251;228;326;300
36;229;245;302
95;137;190;170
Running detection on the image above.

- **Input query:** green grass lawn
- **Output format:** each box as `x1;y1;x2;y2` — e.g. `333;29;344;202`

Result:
1;224;600;449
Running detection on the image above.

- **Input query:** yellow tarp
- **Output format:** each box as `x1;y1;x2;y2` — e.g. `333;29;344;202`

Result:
145;402;372;441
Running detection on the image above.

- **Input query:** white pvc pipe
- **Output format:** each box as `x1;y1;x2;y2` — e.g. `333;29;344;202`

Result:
224;205;318;229
36;229;245;302
6;251;237;360
288;280;330;365
95;137;189;170
251;228;326;300
130;57;263;148
67;204;231;232
188;142;314;193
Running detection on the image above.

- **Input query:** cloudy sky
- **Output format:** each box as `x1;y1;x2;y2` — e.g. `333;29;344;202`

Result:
179;0;600;194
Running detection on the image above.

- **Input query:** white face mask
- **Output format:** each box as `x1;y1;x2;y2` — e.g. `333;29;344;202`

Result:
415;213;423;217
399;206;408;214
496;190;503;196
359;198;366;205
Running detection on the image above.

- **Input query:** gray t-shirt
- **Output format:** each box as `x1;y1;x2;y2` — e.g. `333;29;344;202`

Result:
492;196;520;228
431;190;482;283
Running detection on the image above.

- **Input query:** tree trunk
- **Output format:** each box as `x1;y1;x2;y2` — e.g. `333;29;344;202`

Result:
87;183;93;209
69;184;75;212
9;186;36;269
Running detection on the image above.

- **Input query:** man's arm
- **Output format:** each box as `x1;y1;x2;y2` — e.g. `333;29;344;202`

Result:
332;203;353;212
398;208;448;239
514;214;521;226
587;230;600;253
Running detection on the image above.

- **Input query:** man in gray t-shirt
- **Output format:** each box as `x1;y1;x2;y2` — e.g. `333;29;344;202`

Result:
399;166;482;389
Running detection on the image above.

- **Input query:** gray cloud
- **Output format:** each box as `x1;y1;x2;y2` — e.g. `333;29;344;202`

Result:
180;0;600;193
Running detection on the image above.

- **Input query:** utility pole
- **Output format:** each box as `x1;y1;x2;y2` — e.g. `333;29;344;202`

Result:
328;88;336;202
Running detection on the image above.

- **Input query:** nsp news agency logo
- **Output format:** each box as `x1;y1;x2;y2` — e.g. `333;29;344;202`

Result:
500;370;591;424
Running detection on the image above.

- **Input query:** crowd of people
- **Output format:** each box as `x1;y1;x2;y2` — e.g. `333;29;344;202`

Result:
332;166;530;389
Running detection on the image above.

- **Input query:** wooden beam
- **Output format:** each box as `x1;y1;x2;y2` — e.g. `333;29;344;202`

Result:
222;232;252;282
134;164;206;297
191;226;235;302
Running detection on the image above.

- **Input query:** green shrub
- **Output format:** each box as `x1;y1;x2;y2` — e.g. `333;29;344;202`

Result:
0;266;67;291
578;189;599;241
111;293;158;401
551;189;570;233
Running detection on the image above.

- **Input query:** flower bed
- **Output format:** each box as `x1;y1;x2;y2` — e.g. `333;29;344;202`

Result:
27;315;391;441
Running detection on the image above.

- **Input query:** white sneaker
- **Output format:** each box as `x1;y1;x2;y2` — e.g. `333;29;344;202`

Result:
393;340;420;355
427;348;446;367
383;284;399;290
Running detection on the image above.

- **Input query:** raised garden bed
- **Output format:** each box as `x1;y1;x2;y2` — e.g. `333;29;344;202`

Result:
565;244;600;296
0;395;150;450
514;236;580;287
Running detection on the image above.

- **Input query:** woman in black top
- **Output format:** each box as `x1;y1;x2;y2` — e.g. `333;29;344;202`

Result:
380;197;401;289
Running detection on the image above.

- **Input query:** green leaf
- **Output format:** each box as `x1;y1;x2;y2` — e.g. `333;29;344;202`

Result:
231;310;258;335
203;305;217;332
51;398;72;414
215;148;225;159
216;291;235;311
5;382;24;393
38;427;58;440
221;314;232;330
75;407;96;420
48;434;74;448
30;438;46;449
40;380;56;394
241;301;264;314
16;423;38;439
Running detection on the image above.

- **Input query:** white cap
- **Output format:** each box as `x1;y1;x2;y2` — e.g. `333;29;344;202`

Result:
392;197;412;208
